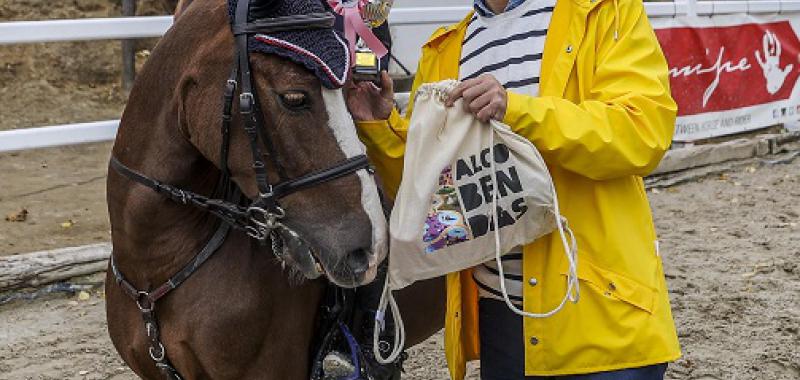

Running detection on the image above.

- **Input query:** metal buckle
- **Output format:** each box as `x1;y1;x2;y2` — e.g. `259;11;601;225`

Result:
240;93;255;114
136;291;154;313
149;342;166;362
226;79;237;93
145;322;157;339
248;204;285;223
245;203;286;242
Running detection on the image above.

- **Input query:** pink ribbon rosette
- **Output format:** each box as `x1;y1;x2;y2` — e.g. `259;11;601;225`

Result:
328;0;389;66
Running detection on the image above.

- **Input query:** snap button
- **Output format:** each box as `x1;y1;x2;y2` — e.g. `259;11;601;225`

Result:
528;277;539;287
566;45;574;53
529;337;540;346
608;282;616;291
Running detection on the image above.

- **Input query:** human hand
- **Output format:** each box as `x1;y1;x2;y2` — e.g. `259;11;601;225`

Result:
345;71;395;122
446;74;507;123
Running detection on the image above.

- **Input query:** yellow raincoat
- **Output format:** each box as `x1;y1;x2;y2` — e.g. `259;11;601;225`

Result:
356;0;681;377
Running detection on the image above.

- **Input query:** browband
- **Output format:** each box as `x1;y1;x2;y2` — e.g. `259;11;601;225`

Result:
232;12;335;35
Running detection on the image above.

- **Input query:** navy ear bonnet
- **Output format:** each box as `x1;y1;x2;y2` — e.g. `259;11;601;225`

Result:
228;0;350;89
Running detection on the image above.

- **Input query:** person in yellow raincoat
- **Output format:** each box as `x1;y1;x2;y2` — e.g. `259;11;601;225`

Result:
346;0;681;378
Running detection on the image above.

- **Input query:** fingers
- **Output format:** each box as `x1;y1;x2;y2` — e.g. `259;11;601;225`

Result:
380;71;394;101
755;50;765;67
460;81;494;111
446;74;507;122
446;75;497;106
476;103;501;123
364;81;382;97
475;90;505;123
446;77;490;106
773;32;782;57
446;80;471;107
468;90;494;116
764;32;772;56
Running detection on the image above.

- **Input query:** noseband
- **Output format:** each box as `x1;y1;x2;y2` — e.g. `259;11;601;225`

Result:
109;1;372;378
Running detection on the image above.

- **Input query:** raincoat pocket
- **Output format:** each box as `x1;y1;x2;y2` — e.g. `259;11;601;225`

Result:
563;259;656;314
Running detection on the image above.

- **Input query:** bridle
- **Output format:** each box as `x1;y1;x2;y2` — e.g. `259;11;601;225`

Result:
108;1;372;378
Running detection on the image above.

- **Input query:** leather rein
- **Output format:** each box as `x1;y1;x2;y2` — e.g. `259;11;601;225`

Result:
108;1;371;378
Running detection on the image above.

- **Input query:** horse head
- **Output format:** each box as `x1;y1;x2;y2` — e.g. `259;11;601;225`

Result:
177;0;387;288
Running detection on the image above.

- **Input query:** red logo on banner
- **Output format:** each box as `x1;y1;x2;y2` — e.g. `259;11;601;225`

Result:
655;22;800;116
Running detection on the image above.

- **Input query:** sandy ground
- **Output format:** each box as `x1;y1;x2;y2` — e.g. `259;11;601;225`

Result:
0;143;112;256
2;282;454;380
1;151;799;379
0;0;175;256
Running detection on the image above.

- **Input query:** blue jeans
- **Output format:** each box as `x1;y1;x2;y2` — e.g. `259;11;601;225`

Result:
479;299;668;380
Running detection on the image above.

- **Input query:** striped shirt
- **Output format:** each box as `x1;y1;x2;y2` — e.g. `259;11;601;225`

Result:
473;0;528;17
460;0;554;304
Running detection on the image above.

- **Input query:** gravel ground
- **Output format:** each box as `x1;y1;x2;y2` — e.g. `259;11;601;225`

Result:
1;154;798;380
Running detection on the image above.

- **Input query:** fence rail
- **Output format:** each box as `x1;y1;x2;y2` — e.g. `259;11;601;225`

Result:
3;1;800;153
0;17;171;45
0;121;120;153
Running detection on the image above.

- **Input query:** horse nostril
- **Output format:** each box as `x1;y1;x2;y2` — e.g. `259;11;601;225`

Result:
346;248;371;276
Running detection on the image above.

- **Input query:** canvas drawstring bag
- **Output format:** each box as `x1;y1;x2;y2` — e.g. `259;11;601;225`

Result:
373;80;579;364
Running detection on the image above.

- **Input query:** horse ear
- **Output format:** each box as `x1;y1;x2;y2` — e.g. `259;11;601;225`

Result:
250;0;281;20
174;0;193;20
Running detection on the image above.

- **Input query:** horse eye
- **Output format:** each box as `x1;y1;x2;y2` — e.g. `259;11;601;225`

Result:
279;92;309;110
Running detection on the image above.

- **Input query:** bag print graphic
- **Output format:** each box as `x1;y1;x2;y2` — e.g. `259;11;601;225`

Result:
423;165;472;253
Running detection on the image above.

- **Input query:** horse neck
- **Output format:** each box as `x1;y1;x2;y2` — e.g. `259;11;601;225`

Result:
108;19;227;287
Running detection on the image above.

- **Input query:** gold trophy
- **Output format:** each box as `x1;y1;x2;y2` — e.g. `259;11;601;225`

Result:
351;0;394;83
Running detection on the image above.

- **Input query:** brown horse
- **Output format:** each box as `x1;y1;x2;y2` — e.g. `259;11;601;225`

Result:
106;0;445;379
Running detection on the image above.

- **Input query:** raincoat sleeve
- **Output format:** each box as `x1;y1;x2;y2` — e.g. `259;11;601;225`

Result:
355;62;426;197
503;0;677;181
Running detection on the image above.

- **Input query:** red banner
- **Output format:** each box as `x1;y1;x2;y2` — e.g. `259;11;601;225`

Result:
656;21;800;116
652;15;800;141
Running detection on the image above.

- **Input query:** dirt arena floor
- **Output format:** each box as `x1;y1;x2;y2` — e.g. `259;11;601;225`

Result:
1;146;798;380
1;1;799;379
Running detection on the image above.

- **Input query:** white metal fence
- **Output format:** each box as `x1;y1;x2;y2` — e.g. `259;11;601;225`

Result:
2;1;800;153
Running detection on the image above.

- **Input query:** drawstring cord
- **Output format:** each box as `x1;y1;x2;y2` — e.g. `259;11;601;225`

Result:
373;276;406;365
488;125;579;318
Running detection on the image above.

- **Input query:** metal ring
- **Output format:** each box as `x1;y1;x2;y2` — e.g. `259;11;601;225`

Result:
250;217;269;230
149;343;166;362
247;206;268;220
246;226;267;241
136;292;154;313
